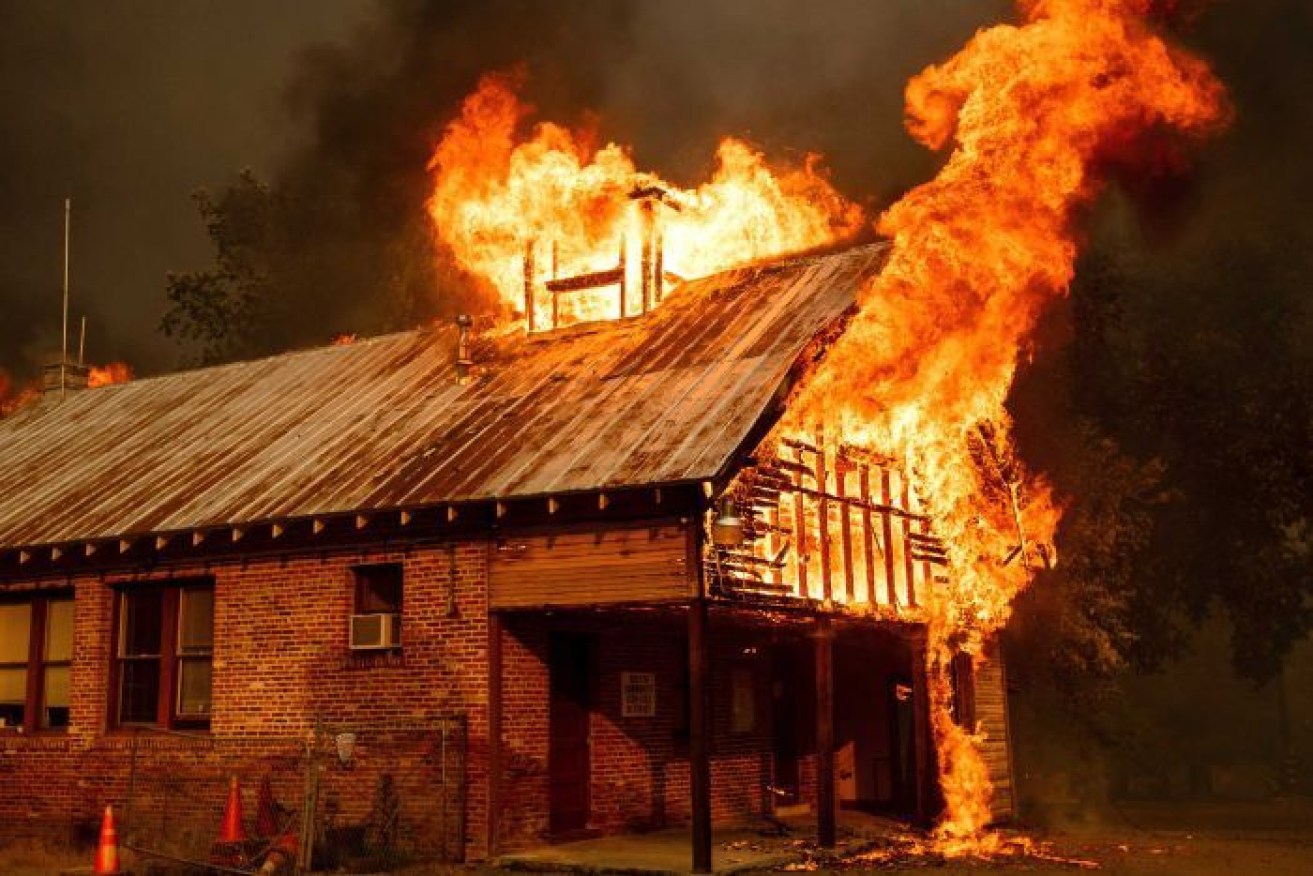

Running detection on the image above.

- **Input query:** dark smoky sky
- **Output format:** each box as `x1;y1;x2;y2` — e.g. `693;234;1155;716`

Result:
1;0;1308;381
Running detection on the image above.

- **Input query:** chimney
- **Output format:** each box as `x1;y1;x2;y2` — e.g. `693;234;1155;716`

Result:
455;314;474;384
42;360;89;398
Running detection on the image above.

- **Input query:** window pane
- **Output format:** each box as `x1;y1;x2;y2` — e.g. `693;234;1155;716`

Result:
178;588;214;653
42;665;70;729
354;565;402;614
0;667;26;723
0;668;23;727
119;660;160;724
44;600;74;662
121;590;163;657
0;604;31;662
177;657;212;717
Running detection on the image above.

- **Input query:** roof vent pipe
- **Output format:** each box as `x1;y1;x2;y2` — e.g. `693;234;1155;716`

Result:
455;314;473;385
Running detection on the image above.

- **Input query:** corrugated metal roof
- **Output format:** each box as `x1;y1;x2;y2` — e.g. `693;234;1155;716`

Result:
0;244;887;549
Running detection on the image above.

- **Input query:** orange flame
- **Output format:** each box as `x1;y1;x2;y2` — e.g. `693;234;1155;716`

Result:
88;363;132;388
0;370;39;418
792;0;1227;850
426;70;863;325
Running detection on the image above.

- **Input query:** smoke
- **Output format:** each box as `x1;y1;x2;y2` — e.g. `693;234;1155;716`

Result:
0;0;1009;382
2;1;1309;381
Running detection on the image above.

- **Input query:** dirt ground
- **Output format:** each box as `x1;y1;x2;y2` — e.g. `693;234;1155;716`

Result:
1;799;1310;874
793;799;1313;875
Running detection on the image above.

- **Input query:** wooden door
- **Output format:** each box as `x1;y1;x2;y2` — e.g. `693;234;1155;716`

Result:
889;674;917;814
549;632;593;834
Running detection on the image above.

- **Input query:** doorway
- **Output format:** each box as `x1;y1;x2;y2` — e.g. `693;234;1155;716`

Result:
548;632;594;834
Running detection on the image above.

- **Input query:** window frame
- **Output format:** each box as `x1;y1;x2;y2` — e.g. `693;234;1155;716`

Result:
110;580;214;731
0;591;75;734
349;563;404;655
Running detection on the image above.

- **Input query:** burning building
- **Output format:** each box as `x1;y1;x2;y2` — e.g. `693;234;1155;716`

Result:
0;1;1229;869
0;232;1014;868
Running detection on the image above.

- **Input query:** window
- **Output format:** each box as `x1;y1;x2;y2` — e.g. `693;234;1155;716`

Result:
115;582;214;728
0;594;74;732
350;564;403;652
729;665;758;734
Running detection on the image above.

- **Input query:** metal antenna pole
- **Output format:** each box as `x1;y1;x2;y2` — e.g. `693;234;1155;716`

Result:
61;198;71;399
78;316;86;366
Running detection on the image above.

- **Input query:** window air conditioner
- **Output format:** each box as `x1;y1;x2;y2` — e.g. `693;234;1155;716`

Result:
350;613;401;650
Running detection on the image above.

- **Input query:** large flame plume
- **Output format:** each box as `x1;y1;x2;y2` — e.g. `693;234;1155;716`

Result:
426;70;863;323
792;0;1228;850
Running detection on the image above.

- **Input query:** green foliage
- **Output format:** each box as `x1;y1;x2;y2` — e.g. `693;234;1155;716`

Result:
160;170;279;365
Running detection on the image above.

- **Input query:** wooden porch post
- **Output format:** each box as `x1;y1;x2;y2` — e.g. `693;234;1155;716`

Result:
909;629;936;826
815;614;836;848
689;510;713;873
487;612;504;859
689;595;712;872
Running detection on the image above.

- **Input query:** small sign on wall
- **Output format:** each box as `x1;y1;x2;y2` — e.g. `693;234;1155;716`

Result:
621;671;657;718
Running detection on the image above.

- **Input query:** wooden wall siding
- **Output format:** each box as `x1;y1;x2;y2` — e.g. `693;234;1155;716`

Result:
973;644;1016;821
710;436;945;613
489;523;691;609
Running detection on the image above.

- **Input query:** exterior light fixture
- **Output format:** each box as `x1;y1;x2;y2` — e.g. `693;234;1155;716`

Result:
711;497;745;548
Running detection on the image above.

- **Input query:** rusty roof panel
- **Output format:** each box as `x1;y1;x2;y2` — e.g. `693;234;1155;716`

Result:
0;244;888;549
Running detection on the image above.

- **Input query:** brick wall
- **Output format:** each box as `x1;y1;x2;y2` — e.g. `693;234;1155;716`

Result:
0;540;492;858
496;614;782;850
1;536;920;859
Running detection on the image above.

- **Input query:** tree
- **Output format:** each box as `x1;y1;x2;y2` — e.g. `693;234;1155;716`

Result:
160;171;280;365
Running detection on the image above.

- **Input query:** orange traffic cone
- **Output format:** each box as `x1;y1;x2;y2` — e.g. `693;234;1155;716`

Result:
93;804;122;876
218;776;247;843
210;776;250;867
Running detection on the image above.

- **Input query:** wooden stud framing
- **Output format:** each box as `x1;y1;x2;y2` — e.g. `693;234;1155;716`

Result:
792;446;808;598
880;469;898;606
859;466;877;605
902;477;917;607
816;434;833;605
837;461;854;603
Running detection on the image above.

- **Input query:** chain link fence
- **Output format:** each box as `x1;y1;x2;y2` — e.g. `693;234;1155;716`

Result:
110;716;466;874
